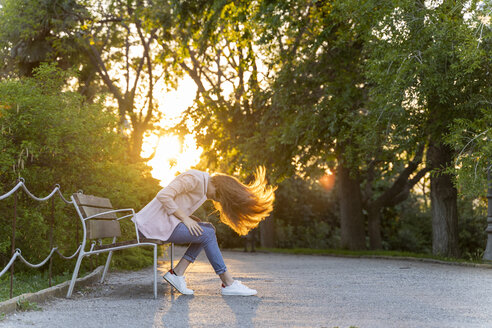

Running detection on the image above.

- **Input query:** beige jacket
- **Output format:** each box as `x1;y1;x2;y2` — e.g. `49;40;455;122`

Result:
133;169;210;241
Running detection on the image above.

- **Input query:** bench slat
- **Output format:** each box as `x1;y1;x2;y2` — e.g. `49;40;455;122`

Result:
73;193;113;208
80;206;118;220
87;220;121;239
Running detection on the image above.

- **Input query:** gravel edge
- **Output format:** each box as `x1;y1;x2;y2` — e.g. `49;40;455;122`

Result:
245;249;492;269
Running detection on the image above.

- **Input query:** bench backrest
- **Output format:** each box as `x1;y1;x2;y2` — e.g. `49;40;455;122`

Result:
73;193;122;240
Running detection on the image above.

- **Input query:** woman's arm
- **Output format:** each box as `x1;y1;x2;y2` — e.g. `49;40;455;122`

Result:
189;215;202;222
155;173;204;236
155;174;197;215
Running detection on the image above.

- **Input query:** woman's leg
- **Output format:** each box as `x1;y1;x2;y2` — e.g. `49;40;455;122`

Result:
219;271;234;286
173;258;191;276
166;222;228;277
174;258;233;286
165;222;256;295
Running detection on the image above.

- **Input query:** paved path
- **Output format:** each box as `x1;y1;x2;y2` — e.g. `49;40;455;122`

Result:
1;247;491;328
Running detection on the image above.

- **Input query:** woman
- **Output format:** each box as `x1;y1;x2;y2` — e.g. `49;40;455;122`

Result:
133;166;275;296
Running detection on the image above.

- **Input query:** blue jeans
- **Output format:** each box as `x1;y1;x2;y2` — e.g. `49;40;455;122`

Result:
164;222;227;275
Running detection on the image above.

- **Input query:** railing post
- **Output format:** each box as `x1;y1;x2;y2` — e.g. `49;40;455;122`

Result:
484;167;492;261
48;193;55;287
10;179;18;299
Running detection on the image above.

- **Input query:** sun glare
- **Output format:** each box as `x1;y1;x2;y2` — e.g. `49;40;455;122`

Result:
144;134;203;186
141;76;201;187
319;169;335;192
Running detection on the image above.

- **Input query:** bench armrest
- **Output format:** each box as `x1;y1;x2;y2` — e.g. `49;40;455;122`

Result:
116;212;136;221
84;208;135;221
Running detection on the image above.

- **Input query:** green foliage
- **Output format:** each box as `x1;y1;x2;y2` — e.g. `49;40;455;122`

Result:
445;108;492;199
0;269;81;302
164;0;273;176
366;0;491;195
16;297;41;312
382;199;432;254
275;219;340;250
0;0;86;76
111;247;156;271
380;190;487;257
271;177;339;249
1;0;489;267
458;196;487;260
167;0;490;256
0;0;176;160
0;64;160;275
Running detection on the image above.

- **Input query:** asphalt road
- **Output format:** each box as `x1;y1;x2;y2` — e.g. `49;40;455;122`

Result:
1;246;491;328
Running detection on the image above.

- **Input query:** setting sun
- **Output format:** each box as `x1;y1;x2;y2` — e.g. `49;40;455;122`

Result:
144;134;203;186
319;169;335;191
141;76;201;186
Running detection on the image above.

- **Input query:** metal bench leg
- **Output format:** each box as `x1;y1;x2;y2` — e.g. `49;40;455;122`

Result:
101;250;113;283
67;252;85;298
171;243;174;270
153;244;158;299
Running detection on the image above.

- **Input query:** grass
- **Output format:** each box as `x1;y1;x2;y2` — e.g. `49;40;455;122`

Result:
254;247;490;265
0;248;163;304
0;270;88;302
16;297;41;312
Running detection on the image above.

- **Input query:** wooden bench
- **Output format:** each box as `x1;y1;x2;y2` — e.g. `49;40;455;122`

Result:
66;193;174;299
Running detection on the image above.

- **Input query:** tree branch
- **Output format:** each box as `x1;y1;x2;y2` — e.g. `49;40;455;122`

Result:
370;144;426;209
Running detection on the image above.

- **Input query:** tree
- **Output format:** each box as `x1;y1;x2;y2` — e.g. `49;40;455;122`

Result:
78;0;170;161
0;0;86;78
151;0;271;173
160;0;433;250
244;0;430;250
366;0;491;256
0;0;177;161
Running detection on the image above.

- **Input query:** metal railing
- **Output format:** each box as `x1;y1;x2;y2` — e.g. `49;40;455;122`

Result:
0;179;81;299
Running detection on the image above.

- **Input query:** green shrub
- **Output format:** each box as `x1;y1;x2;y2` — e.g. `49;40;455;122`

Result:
0;64;161;275
382;202;432;254
458;197;487;260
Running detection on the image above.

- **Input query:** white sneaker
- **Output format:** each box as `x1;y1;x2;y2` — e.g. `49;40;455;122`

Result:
163;270;194;295
221;280;257;296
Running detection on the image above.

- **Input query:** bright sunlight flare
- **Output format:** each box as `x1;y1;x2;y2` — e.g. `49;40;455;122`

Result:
144;134;202;186
141;76;201;186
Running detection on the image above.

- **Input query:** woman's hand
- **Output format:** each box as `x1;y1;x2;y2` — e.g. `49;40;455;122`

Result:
182;216;204;236
173;208;204;236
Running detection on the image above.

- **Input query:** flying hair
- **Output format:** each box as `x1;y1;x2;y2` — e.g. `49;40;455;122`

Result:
211;166;276;236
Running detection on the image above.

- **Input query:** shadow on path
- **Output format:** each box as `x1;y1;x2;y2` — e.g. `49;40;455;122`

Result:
154;294;193;328
223;295;262;327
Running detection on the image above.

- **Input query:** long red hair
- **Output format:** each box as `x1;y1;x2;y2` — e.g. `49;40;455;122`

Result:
211;166;276;235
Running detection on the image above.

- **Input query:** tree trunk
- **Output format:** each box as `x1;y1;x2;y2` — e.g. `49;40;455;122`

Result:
428;142;459;257
337;163;366;250
130;125;145;162
259;217;276;248
367;206;382;249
